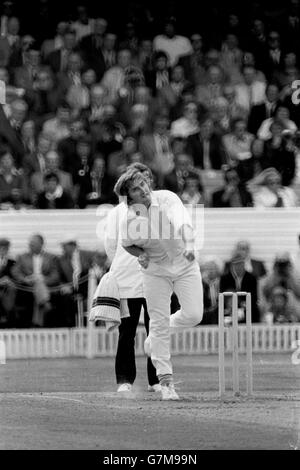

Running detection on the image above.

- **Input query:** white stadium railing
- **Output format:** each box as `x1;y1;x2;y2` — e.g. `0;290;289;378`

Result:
0;324;299;359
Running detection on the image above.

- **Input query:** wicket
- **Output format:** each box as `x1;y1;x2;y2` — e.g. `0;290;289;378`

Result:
218;292;253;398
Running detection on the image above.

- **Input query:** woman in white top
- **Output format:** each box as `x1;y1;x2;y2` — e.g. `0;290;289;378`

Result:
248;167;298;208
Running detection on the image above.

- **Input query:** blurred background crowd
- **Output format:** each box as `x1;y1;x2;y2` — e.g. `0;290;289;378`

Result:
0;0;300;209
1;233;300;328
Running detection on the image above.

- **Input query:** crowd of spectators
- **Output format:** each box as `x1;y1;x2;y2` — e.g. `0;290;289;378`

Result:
1;234;300;328
1;1;300;209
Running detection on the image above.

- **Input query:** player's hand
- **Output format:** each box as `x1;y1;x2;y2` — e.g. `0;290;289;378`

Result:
138;253;150;269
183;249;195;262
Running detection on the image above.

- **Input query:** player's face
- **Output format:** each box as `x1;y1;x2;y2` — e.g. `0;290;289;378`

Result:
128;176;151;207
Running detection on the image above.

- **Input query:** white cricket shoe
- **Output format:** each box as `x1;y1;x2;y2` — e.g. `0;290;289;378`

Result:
144;336;151;357
117;383;132;392
161;383;179;400
148;384;162;392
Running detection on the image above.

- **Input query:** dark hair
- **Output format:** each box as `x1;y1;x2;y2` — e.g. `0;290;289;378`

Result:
153;50;169;62
31;233;44;245
44;172;59;183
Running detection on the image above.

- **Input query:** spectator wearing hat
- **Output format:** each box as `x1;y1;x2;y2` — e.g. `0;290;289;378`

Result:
220;253;260;322
0;238;16;327
248;167;298;208
35;172;74;209
57;235;96;326
153;17;193;67
12;233;60;327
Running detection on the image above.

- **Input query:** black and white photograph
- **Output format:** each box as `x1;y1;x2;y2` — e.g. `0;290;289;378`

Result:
0;0;300;456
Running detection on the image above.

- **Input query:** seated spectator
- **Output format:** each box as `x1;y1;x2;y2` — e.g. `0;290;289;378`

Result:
222;85;248;121
210;97;231;136
57;119;86;173
222;117;254;164
247;83;281;135
224;240;267;280
163;152;194;194
78;18;108;81
180;171;205;206
137;38;154;76
195;65;225;110
261;252;300;320
12;45;40;91
271;52;300;89
81;84;108;125
21;119;36;155
23;131;52;179
0;98;28;166
139;113;174;187
220;253;260;322
101;48;133;105
57;234;96;327
30;150;73;204
8;34;35;69
107;135;140;181
70;135;94;181
35;172;74;209
26;67;64;124
200;256;222;325
153;17;192;67
234;65;266;112
75;155;115;208
261;123;296;186
178;33;205;86
91;104;126;159
262;286;299;324
0;238;16;327
144;50;171;97
0;149;28;209
249;167;298;208
102;33;117;69
257;106;297;141
220;33;243;84
187;117;226;169
57;51;84;93
42;101;71;145
44;28;77;75
169;64;193;99
212;166;253;207
12;233;60;327
170;100;199;138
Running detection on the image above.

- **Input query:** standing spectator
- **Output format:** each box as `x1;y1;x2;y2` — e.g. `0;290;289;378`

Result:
178;33;205;86
0;238;16;327
248;83;281;135
71;5;94;42
201;256;222;325
220;254;260;322
35;172;74;209
57;118;86;173
102;33;117;69
144;50;170;97
212;166;253;208
12;46;41;91
263;31;284;80
12;233;60;328
153;17;192;67
0;149;28;209
8;34;35;69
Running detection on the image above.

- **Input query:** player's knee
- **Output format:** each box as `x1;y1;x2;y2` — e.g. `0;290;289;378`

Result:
190;307;203;326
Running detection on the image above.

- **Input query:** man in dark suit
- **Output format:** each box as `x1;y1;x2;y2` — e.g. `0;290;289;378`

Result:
78;18;107;81
163;152;195;194
45;29;77;75
186;117;226;170
262;31;284;80
220;254;260;323
0;98;27;166
0;238;16;327
224;240;267;280
212;167;253;207
144;50;171;97
57;235;96;326
248;83;281;135
12;234;60;327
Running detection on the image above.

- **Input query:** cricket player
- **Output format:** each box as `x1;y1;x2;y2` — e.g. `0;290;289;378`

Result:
105;163;160;393
114;167;203;400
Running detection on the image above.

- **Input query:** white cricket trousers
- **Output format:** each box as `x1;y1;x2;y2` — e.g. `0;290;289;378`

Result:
142;257;203;377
